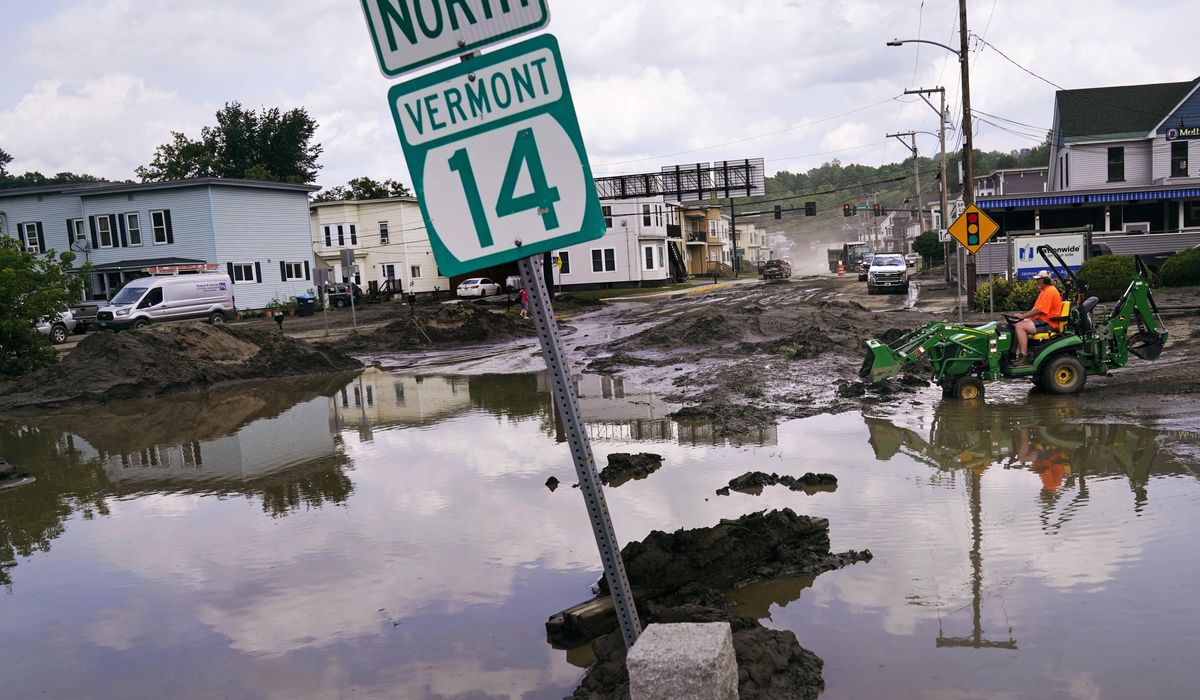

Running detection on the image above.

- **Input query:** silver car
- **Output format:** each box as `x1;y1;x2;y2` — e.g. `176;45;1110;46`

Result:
37;308;77;345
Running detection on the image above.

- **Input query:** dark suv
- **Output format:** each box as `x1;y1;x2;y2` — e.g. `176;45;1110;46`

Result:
324;283;363;308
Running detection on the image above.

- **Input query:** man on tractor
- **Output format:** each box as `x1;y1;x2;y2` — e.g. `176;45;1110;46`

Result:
1011;270;1063;367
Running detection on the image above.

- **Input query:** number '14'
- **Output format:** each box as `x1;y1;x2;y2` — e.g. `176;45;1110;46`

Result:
448;127;562;249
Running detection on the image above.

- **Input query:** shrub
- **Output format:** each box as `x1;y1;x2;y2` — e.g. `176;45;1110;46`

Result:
973;277;1042;312
1077;255;1135;301
1160;246;1200;287
913;230;945;266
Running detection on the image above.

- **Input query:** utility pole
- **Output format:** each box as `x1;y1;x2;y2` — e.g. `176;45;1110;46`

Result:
959;0;977;306
886;132;922;252
905;87;950;283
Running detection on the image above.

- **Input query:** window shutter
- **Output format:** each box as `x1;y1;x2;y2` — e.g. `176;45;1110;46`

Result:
304;261;310;280
254;261;262;284
66;219;74;248
280;260;287;280
324;226;331;247
226;262;234;280
115;214;126;248
16;224;26;248
36;222;46;253
163;210;174;244
89;216;98;249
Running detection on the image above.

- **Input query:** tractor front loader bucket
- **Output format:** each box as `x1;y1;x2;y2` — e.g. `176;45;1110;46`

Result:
861;338;906;383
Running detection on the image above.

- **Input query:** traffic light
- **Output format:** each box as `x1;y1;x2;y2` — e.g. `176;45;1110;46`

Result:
872;203;881;216
966;211;980;246
774;205;782;220
804;201;816;216
843;203;853;217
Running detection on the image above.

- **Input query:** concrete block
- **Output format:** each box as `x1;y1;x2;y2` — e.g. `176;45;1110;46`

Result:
627;622;738;700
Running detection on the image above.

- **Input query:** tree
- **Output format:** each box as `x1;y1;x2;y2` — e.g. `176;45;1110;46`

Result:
0;237;87;379
913;230;946;266
0;146;11;178
311;176;413;202
0;146;106;189
136;102;322;183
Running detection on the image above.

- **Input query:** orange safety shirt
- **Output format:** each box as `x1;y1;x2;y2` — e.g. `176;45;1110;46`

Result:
1033;284;1064;330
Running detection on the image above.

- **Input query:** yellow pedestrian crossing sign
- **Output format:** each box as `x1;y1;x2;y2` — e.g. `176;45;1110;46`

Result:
948;204;1000;255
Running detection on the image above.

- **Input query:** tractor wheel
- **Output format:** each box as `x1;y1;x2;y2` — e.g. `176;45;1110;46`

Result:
950;376;985;401
1041;354;1086;395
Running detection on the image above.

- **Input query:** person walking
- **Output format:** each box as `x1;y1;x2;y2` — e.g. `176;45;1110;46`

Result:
517;288;529;319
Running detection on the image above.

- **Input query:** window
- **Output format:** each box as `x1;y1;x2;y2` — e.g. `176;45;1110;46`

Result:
592;248;616;272
230;263;256;283
137;287;163;309
1107;147;1124;182
410;265;422;278
283;262;305;281
709;220;717;238
350;224;358;245
71;219;86;245
656;245;664;269
379;221;389;244
125;212;142;246
644;246;654;270
324;226;332;247
150;210;171;244
1172;141;1189;178
655;205;663;226
602;205;612;228
96;215;113;248
337;225;345;246
643;204;651;227
558;251;571;274
18;222;41;253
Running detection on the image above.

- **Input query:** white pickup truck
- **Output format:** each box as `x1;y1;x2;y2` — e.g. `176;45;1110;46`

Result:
867;253;910;295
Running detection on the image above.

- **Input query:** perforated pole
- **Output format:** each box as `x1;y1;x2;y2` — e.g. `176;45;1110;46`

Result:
517;254;642;648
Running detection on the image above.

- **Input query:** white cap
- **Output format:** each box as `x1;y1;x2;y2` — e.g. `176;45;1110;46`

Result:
1032;270;1053;280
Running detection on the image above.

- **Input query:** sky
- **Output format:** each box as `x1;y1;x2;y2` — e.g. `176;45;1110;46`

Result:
0;0;1195;192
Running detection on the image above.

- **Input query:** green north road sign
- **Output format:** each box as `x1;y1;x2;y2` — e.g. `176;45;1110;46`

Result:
388;33;605;277
360;0;550;78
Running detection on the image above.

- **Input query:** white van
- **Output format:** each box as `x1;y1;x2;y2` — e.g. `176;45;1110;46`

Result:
95;273;236;330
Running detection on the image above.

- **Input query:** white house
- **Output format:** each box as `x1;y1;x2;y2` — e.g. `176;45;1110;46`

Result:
0;178;320;309
549;196;671;290
309;196;450;295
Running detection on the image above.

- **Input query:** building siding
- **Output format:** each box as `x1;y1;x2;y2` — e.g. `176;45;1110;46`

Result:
1058;140;1153;191
81;188;218;266
210;186;317;309
0;192;84;255
551;197;669;289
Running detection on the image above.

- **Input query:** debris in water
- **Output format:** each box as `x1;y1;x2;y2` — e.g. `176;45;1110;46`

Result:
718;471;838;495
598;453;664;487
0;458;35;491
545;476;560;491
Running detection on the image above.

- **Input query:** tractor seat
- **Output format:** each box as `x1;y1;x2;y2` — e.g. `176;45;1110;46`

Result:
1030;301;1071;341
1076;296;1100;334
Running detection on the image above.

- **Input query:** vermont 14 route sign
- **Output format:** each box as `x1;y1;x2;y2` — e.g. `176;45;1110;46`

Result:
360;0;550;78
388;33;605;276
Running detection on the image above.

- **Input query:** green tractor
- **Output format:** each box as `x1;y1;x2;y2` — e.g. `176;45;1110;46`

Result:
861;245;1168;400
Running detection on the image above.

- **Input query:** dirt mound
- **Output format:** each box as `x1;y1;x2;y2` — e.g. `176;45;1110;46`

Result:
0;324;361;410
598;453;664;487
560;509;871;699
719;471;838;495
670;402;780;438
339;302;534;351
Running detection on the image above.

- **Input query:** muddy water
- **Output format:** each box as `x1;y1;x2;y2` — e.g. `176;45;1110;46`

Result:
1;370;1199;699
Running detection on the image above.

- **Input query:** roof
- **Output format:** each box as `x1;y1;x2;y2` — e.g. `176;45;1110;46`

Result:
1056;78;1199;141
975;167;1049;181
0;177;319;200
979;183;1200;209
88;256;207;272
309;195;418;208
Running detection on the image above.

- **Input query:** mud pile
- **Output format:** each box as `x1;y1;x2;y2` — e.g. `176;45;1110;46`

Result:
0;324;361;410
339;302;534;351
598;453;664;487
559;510;871;699
716;471;838;496
0;458;35;490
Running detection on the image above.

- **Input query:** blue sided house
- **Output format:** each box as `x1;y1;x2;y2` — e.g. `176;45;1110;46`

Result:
0;178;320;310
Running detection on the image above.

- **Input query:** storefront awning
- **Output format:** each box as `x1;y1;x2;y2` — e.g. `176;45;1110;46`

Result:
982;187;1200;210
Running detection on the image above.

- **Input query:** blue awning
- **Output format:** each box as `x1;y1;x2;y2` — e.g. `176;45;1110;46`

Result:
980;187;1200;209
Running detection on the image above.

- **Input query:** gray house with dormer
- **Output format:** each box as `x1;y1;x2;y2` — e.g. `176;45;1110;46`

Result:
0;178;319;310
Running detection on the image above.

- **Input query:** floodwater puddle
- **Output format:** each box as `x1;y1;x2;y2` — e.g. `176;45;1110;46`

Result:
1;371;1198;698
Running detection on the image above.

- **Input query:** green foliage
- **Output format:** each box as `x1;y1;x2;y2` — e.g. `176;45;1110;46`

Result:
0;146;10;177
0;237;87;379
973;277;1042;312
312;176;413;203
913;230;945;265
1160;247;1200;287
136;102;322;183
1078;255;1135;301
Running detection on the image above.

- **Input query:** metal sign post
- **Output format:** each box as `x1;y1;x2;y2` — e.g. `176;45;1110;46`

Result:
315;267;332;336
517;253;641;648
340;248;359;330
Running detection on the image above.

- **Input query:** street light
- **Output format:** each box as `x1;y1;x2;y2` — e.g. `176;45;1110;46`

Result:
888;16;978;307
